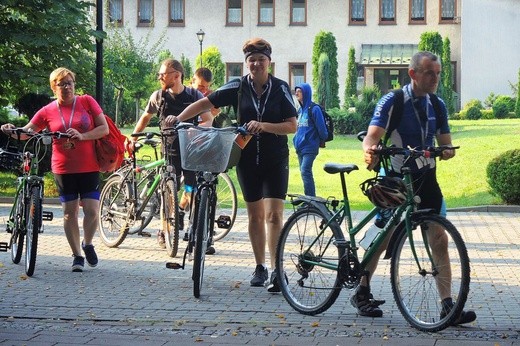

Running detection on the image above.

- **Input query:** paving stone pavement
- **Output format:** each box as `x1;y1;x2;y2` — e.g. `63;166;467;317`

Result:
0;203;519;345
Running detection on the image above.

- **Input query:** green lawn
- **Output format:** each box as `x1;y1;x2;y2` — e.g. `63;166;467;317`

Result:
1;119;519;210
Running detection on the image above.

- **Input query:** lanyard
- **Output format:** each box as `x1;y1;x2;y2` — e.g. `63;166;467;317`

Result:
406;88;428;147
248;77;272;165
57;96;77;131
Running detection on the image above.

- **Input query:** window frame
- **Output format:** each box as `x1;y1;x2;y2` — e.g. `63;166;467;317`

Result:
288;62;306;91
349;0;366;25
168;0;185;27
379;0;396;25
108;0;123;26
290;0;306;26
227;0;243;26
226;63;244;82
439;0;457;24
137;0;154;27
258;0;275;26
409;0;426;24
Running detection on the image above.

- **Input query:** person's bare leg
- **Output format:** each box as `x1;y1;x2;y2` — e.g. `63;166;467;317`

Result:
62;200;81;256
264;198;284;270
246;200;266;265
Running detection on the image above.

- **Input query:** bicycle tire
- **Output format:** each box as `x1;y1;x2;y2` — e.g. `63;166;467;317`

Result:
390;213;470;332
98;175;130;248
276;207;344;315
10;193;25;264
193;188;210;298
212;172;237;242
161;177;179;258
25;185;42;277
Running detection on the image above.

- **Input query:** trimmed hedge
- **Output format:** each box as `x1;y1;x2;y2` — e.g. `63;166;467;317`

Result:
486;149;520;205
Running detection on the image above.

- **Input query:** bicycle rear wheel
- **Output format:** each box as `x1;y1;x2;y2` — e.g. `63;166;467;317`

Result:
276;207;344;315
25;185;42;277
161;177;179;258
390;214;470;332
212;172;237;242
193;188;210;298
10;193;25;264
98;175;130;247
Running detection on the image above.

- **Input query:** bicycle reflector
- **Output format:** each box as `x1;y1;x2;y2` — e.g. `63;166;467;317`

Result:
360;176;407;209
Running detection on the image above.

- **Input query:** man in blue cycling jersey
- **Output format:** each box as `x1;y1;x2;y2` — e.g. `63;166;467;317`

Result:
360;51;476;325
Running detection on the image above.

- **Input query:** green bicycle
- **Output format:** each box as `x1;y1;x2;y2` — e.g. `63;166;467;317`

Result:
275;135;470;332
0;128;68;276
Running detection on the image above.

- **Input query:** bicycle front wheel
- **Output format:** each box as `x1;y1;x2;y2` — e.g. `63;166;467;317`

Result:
98;175;130;248
161;177;179;258
390;214;470;332
212;172;237;242
276;207;344;315
10;193;25;264
25;185;42;277
193;188;211;298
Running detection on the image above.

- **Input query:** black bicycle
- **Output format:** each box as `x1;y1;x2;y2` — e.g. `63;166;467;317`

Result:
0;128;69;276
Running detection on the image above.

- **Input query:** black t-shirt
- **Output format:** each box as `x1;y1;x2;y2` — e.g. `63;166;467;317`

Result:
208;75;297;163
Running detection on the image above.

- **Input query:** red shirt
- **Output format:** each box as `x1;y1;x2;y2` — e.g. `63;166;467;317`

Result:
31;94;103;174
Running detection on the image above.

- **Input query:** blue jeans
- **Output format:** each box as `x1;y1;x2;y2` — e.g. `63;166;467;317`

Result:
298;153;317;196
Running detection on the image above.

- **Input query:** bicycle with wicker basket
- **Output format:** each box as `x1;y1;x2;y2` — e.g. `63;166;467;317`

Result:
275;132;470;332
166;123;246;298
0;128;69;276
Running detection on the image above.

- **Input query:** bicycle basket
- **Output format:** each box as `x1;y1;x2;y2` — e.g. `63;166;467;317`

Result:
0;147;23;173
178;127;236;173
360;176;407;209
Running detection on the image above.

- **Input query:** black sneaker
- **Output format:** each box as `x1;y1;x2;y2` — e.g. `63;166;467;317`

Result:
82;241;98;267
179;210;185;231
441;298;477;325
205;246;216;255
157;230;166;249
350;288;385;317
267;269;288;293
71;255;84;272
250;264;268;287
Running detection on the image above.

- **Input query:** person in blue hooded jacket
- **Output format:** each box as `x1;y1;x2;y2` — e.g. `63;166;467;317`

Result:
293;83;328;196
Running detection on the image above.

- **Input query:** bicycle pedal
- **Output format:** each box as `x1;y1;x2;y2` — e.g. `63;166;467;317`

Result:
215;215;231;229
42;211;53;221
139;231;152;237
0;242;8;252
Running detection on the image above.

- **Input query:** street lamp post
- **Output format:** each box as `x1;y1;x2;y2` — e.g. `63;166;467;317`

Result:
196;29;205;68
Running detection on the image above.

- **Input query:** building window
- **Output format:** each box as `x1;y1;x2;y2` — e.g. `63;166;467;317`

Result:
289;63;306;90
227;0;243;26
259;0;274;25
169;0;184;26
291;0;306;25
108;0;123;25
440;0;456;22
350;0;366;24
380;0;396;24
226;63;243;82
410;0;426;24
138;0;153;26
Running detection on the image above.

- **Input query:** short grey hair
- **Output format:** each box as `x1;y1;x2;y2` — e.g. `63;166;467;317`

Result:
409;51;440;70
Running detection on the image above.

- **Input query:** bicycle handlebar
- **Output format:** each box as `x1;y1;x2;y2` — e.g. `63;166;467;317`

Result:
5;128;70;139
373;145;460;159
174;122;249;136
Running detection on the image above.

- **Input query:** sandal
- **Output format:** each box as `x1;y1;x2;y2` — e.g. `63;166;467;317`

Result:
350;290;385;317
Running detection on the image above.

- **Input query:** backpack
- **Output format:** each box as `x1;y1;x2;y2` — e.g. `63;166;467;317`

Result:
383;89;443;145
80;96;127;173
309;103;334;145
95;114;127;173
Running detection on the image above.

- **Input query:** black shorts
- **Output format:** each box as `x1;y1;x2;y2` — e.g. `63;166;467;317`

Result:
54;172;100;202
411;167;443;214
236;156;289;202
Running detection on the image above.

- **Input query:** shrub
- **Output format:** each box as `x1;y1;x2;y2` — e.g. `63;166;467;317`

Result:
487;149;520;205
465;106;482;120
492;95;515;119
328;108;367;135
480;109;494;119
459;99;483;119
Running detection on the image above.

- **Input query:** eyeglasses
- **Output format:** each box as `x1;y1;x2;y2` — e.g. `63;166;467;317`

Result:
56;81;74;88
157;70;178;78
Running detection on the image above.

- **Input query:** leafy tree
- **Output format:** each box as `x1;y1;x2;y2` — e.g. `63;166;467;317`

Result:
196;46;226;89
312;31;339;108
418;31;444;96
441;37;454;115
0;0;98;107
180;54;193;84
316;53;331;108
516;69;520;118
344;46;357;108
103;28;165;125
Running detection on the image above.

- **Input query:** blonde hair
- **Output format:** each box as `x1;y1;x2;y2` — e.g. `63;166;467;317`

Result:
49;67;75;88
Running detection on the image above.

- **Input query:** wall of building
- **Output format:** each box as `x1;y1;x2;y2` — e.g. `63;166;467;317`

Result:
460;0;520;106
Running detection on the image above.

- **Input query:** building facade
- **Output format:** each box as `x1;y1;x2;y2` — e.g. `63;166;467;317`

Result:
98;0;519;108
